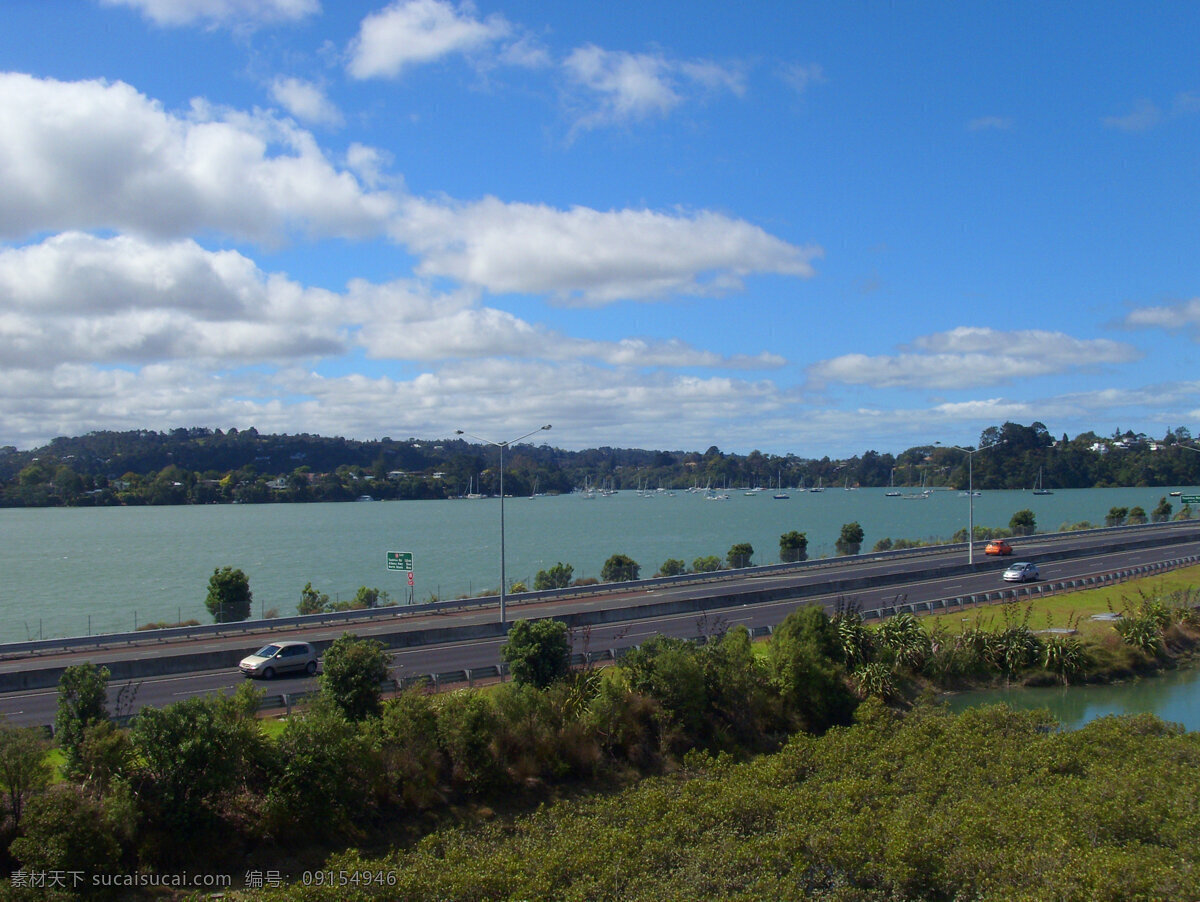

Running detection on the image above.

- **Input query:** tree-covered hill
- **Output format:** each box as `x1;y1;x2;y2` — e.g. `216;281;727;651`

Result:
1;421;1197;507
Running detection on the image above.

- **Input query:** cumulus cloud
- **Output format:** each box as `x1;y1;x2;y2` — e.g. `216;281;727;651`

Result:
0;73;395;243
563;44;745;130
1123;297;1200;334
0;232;782;376
269;77;344;127
347;0;512;80
393;196;820;304
808;327;1141;390
99;0;319;28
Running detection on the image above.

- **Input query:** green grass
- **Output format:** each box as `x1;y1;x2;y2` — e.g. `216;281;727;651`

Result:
921;564;1200;642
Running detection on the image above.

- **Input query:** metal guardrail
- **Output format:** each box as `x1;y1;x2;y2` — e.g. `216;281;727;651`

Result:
3;521;1197;659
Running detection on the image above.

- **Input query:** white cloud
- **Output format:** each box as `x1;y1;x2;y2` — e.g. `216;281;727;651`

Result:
808;327;1141;390
269;77;344;128
1102;98;1164;132
0;232;781;373
100;0;319;29
347;0;512;80
1123;298;1200;333
0;233;344;368
777;62;824;95
0;73;394;243
563;45;745;131
967;115;1012;131
394;196;820;304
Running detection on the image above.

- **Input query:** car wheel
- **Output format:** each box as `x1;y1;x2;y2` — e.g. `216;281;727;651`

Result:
306;660;317;676
262;666;275;680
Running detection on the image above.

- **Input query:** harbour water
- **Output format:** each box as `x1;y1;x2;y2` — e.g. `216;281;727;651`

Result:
946;665;1200;732
0;485;1192;641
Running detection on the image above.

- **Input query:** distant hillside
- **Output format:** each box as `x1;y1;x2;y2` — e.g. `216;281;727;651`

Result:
1;422;1197;508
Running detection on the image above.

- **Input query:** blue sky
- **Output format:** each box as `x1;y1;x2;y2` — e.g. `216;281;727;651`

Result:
1;0;1197;456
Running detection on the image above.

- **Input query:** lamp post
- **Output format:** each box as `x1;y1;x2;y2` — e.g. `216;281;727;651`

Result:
936;440;1003;564
455;424;552;624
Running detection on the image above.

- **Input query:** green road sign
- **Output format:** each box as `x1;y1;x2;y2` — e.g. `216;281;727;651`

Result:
386;551;413;572
1181;495;1200;505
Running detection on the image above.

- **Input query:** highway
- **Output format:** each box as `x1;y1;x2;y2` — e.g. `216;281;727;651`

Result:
2;522;1199;728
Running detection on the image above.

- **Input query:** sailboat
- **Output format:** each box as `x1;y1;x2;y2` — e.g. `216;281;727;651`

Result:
808;477;824;493
902;472;929;500
773;470;789;500
1032;468;1053;495
465;476;484;499
885;468;901;497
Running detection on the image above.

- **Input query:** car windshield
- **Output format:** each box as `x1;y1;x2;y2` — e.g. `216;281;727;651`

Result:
254;644;281;657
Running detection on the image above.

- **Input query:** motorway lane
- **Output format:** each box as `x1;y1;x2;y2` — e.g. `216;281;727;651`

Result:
3;530;1199;727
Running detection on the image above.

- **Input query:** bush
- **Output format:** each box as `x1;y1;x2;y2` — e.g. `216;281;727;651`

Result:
658;558;686;577
55;663;110;779
501;619;571;689
534;562;573;590
780;531;808;563
1009;509;1036;535
692;555;722;573
726;543;754;569
320;633;390;721
835;522;864;556
204;566;252;622
601;553;640;583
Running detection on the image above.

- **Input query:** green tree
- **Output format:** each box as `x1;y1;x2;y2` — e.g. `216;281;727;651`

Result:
659;558;686;577
8;785;123;879
1009;508;1036;536
320;633;390;721
767;606;857;733
129;691;267;847
298;580;330;615
727;542;754;569
1106;506;1129;527
780;530;808;563
55;663;110;777
353;585;390;608
621;635;709;740
534;562;574;590
692;555;722;573
501;619;571;689
835;522;865;556
268;701;378;840
601;553;641;583
1153;497;1173;523
0;721;51;834
1127;505;1148;525
204;565;252;622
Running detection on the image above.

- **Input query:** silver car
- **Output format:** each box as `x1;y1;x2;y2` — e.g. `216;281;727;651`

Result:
239;640;318;679
1002;561;1039;583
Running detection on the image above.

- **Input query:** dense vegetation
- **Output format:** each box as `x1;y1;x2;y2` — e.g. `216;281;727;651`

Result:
2;421;1198;507
1;580;1197;898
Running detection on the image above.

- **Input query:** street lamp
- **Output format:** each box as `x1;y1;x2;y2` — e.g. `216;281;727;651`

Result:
936;440;1004;565
455;424;552;623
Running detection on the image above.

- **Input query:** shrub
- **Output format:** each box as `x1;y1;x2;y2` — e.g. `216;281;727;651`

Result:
658;558;686;577
726;543;754;569
835;522;864;556
205;566;252;622
501;619;571;689
320;633;390;721
601;553;640;583
534;562;573;590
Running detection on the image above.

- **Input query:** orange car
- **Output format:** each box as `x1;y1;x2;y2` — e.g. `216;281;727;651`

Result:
985;540;1013;556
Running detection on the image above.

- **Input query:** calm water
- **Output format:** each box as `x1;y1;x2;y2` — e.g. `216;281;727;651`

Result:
947;665;1200;732
0;486;1192;641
